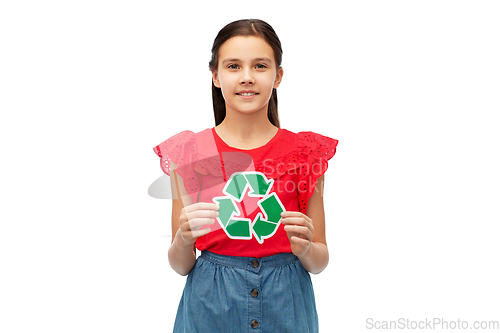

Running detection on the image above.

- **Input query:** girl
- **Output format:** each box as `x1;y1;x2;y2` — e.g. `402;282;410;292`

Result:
153;19;338;332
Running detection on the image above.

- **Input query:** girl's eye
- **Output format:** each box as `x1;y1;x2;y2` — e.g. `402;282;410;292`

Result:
227;64;267;69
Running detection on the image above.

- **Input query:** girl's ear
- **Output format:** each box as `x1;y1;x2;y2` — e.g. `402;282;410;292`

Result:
212;71;221;88
273;67;284;89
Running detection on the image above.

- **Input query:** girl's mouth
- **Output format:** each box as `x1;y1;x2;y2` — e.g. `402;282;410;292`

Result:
236;90;259;99
236;92;258;99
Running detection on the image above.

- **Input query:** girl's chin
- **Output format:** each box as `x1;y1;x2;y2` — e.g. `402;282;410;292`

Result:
228;107;267;115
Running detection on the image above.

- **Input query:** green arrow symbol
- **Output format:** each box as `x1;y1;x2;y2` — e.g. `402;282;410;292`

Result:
245;172;273;196
226;219;251;238
212;197;238;228
258;192;284;223
224;173;248;201
216;172;285;244
252;213;279;244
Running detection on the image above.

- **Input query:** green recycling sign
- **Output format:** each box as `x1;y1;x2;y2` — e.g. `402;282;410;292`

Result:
212;171;285;244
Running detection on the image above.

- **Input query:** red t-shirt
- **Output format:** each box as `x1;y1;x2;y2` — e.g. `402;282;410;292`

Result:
153;127;338;258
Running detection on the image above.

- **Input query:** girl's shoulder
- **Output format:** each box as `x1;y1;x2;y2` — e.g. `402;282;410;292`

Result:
264;128;339;213
153;128;211;150
153;128;214;156
152;128;213;176
278;128;339;157
258;128;339;178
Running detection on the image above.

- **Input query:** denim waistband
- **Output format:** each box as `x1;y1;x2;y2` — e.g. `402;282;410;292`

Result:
199;250;299;270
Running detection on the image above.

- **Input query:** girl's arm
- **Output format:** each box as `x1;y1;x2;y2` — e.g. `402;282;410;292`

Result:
281;175;329;274
168;197;197;276
167;164;197;276
167;162;219;276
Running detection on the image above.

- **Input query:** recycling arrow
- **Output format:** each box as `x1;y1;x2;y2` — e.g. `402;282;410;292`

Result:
214;197;252;239
213;171;285;244
224;172;273;200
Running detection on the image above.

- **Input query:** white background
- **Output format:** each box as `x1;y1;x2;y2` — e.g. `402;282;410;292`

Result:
1;0;499;332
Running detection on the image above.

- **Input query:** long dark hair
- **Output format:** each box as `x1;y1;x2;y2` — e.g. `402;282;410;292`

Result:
208;19;283;127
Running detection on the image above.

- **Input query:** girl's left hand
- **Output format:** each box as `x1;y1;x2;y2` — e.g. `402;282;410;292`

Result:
281;211;314;257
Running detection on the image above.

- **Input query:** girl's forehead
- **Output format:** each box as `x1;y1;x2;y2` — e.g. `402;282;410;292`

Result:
219;36;274;62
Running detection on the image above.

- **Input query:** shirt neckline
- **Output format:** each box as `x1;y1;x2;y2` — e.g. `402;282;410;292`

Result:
211;127;282;151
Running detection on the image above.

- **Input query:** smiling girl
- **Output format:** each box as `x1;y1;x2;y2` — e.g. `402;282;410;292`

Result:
153;19;339;332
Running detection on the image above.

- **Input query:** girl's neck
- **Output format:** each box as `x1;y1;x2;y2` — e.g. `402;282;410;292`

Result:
215;103;279;149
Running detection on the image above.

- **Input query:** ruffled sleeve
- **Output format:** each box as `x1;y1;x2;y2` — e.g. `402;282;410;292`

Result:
297;131;339;213
153;130;201;194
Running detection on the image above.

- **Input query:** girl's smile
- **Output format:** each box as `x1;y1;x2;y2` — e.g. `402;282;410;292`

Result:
236;90;259;99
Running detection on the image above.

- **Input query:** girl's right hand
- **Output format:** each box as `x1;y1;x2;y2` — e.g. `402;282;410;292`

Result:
175;202;219;248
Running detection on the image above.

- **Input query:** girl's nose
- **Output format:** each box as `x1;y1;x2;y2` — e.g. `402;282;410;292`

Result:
239;69;255;85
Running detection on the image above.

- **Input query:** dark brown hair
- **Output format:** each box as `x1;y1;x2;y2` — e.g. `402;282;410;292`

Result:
208;19;283;127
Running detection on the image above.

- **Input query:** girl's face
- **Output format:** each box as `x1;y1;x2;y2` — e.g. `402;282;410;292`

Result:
212;35;283;117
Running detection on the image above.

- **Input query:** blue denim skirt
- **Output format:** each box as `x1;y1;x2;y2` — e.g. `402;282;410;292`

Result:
172;250;318;332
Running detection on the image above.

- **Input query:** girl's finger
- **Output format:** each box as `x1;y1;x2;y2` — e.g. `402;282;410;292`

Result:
282;218;314;236
182;227;211;241
184;202;220;214
186;218;216;231
281;217;310;226
281;211;312;223
284;225;312;240
290;236;310;247
186;209;219;220
189;228;211;239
